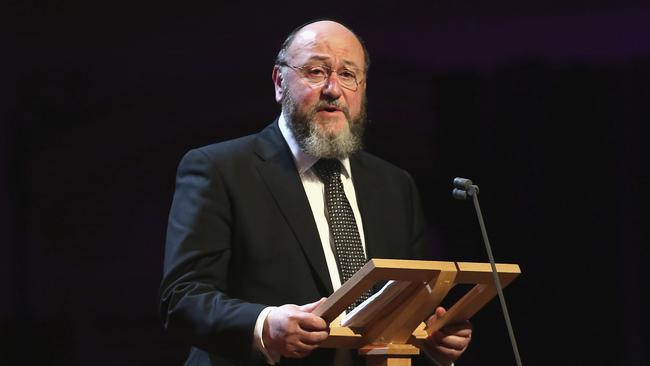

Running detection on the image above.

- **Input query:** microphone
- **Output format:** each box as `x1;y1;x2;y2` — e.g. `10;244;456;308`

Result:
452;188;469;201
452;177;479;200
452;177;523;366
452;177;473;190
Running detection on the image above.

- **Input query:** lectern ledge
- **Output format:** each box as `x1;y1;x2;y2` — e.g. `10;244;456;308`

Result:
312;258;521;366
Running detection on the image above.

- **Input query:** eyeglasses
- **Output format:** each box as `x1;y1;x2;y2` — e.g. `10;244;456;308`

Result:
279;62;362;91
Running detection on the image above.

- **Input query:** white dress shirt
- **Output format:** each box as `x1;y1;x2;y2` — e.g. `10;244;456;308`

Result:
252;113;367;364
252;115;448;366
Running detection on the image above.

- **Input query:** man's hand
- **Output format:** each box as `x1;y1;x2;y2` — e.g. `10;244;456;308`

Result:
262;298;329;359
424;306;472;366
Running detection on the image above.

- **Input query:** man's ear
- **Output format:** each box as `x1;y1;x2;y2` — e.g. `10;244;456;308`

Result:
272;65;283;103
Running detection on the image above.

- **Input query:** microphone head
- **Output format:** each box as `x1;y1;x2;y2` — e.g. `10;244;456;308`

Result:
453;177;473;190
452;188;469;200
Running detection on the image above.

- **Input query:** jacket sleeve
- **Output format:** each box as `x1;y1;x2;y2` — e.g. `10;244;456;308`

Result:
159;148;265;362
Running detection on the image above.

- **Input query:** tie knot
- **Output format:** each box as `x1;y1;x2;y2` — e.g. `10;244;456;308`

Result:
312;159;341;183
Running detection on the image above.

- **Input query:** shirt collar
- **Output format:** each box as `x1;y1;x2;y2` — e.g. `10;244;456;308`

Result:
278;112;351;178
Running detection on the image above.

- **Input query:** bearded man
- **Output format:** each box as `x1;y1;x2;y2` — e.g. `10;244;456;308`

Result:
160;20;472;366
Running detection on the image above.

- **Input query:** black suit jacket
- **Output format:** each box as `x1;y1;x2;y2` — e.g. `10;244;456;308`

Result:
160;121;427;366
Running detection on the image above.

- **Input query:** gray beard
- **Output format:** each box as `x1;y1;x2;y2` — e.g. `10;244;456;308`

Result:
282;86;367;160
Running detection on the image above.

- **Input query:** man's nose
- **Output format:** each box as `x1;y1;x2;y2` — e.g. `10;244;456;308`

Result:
321;73;343;99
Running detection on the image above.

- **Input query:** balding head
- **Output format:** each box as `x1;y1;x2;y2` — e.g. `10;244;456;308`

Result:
276;20;370;75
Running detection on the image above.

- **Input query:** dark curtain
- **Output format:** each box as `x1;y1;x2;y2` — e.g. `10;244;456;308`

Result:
3;3;649;365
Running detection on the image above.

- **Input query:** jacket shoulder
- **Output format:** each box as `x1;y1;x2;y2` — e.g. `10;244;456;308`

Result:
192;133;257;163
180;121;282;167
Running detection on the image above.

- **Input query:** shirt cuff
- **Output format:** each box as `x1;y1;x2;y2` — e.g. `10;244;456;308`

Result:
253;306;281;365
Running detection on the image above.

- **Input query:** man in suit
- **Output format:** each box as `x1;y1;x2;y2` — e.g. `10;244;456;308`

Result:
160;20;472;366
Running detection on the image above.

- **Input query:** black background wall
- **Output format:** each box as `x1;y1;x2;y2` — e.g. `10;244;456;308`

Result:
3;1;649;365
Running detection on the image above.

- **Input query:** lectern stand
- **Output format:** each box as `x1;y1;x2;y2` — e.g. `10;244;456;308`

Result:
313;259;521;366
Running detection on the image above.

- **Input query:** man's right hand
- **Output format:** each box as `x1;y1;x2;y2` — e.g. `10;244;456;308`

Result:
262;298;329;358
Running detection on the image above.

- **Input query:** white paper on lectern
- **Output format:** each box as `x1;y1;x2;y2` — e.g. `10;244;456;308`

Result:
341;280;412;327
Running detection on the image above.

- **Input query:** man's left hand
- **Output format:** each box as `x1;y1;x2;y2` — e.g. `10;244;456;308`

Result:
424;306;472;366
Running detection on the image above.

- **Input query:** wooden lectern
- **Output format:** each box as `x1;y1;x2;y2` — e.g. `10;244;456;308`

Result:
313;259;521;366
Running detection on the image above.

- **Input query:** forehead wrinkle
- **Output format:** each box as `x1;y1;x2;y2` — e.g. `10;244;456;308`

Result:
294;47;359;69
299;53;362;72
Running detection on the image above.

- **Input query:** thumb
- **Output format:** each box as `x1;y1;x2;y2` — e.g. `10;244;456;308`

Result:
425;306;448;336
299;297;327;312
426;306;447;327
434;306;447;319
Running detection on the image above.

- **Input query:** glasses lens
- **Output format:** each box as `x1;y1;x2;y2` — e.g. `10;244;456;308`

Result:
339;78;357;90
303;66;327;84
293;65;358;91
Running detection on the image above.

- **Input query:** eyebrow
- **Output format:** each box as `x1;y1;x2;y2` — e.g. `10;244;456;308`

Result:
305;55;361;71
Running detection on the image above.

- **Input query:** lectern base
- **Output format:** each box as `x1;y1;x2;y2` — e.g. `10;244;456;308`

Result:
359;344;420;366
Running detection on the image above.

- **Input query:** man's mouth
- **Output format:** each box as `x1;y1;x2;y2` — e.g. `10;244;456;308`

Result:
319;106;342;113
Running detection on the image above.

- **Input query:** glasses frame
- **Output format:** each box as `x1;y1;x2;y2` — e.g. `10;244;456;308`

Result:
279;62;362;91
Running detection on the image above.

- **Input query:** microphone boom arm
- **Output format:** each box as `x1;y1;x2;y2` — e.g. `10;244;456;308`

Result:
453;178;523;366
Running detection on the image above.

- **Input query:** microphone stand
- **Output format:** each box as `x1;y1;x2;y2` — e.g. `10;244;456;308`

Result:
453;178;523;366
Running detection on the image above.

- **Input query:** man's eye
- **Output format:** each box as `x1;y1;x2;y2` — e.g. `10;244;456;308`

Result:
339;70;356;80
308;67;327;76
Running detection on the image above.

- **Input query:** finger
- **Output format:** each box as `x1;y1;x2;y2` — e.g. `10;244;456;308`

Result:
299;329;329;345
299;297;327;313
291;350;311;358
441;321;472;337
294;340;319;352
286;348;313;358
283;347;313;359
283;339;319;357
425;308;451;330
425;313;438;330
297;313;328;331
435;306;447;318
434;332;470;351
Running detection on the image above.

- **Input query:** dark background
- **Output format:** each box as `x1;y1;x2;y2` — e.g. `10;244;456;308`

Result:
3;1;649;365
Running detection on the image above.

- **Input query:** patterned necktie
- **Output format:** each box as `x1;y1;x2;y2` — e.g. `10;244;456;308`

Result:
312;159;370;311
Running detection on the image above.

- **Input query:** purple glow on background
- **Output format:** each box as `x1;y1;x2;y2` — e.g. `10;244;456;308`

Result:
2;2;649;365
370;6;650;70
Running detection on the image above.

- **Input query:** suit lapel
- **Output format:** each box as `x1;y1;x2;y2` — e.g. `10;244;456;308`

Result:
350;154;390;260
253;122;334;294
